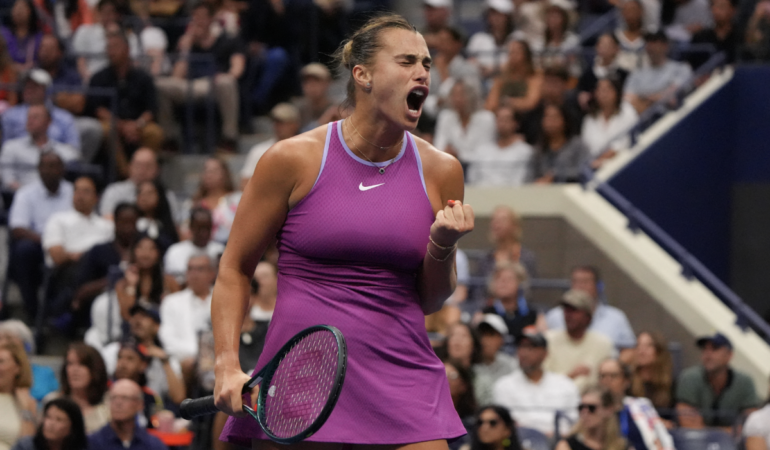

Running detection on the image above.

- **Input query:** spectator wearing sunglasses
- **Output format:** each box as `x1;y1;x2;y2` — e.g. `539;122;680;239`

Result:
459;405;522;450
598;359;674;450
555;387;630;450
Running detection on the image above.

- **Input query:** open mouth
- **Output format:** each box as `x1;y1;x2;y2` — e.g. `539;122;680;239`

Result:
406;86;428;115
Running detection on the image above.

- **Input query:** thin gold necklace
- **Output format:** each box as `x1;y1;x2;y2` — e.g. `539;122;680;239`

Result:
349;115;402;150
344;119;401;175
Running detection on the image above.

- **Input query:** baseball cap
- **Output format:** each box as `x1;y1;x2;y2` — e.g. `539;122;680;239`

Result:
486;0;513;13
424;0;452;8
24;69;52;87
301;63;331;81
477;313;509;336
561;289;594;315
516;325;547;347
270;102;301;123
696;332;733;350
129;300;161;323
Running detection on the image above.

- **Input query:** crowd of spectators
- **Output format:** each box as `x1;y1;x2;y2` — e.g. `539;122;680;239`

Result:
0;0;766;448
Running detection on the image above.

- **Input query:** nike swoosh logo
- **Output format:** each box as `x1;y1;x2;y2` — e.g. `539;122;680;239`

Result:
359;182;385;191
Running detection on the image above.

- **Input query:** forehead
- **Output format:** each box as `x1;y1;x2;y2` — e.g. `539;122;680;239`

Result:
377;28;429;58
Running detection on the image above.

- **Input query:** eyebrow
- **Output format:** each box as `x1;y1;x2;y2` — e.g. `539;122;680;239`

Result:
396;54;432;65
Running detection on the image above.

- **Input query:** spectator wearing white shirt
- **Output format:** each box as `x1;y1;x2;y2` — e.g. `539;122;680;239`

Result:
43;176;114;318
99;148;179;222
0;104;80;190
159;254;216;365
43;176;113;269
434;79;495;163
473;314;519;406
164;207;224;286
240;103;301;188
615;0;650;71
624;31;693;114
467;106;534;186
581;77;639;167
546;266;636;357
467;0;514;78
7;152;72;319
492;327;579;437
544;289;617;392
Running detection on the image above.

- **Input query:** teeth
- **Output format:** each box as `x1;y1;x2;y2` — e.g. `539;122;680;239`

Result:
412;90;425;97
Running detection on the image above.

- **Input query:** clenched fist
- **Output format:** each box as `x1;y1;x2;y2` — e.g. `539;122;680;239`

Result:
429;200;475;249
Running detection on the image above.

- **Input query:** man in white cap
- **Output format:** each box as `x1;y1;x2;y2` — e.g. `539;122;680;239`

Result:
472;313;518;405
240;103;301;187
293;63;335;132
2;69;81;150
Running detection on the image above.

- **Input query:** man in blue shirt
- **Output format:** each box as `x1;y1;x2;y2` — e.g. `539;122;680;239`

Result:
1;69;81;150
37;34;103;162
6;152;72;319
89;379;168;450
545;265;636;356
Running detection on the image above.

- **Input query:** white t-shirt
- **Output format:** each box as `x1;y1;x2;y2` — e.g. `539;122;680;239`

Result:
163;240;225;284
159;288;213;360
543;329;616;392
433;109;496;161
744;404;770;448
42;210;114;266
466;138;534;186
492;370;580;435
581;102;639;157
84;291;123;349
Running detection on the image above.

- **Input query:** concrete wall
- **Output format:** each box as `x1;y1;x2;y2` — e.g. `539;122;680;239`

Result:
466;215;699;372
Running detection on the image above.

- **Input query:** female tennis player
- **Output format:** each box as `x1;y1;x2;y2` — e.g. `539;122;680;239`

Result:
214;13;474;450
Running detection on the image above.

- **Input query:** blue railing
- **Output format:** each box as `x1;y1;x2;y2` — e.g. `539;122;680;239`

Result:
594;182;770;343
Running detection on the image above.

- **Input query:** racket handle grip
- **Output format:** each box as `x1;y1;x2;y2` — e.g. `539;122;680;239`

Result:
180;396;219;419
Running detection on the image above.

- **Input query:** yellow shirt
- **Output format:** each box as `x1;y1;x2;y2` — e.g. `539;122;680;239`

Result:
543;329;615;392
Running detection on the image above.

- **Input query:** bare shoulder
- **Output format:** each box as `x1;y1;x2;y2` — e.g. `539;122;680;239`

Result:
260;125;328;168
411;133;464;206
411;133;463;180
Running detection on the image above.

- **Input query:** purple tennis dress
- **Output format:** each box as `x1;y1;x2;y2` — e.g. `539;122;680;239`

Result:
221;121;466;445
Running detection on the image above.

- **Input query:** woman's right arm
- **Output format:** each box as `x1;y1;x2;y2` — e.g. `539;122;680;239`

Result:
746;436;768;450
213;134;321;416
554;440;571;450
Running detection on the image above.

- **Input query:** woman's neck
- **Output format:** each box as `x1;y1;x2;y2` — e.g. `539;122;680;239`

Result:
458;110;471;127
15;24;29;39
547;134;567;150
0;380;13;394
205;188;227;201
624;27;641;39
601;105;617;120
549;31;564;45
47;440;63;450
582;425;605;447
344;113;404;162
638;365;654;381
500;295;518;312
70;390;91;409
493;29;507;46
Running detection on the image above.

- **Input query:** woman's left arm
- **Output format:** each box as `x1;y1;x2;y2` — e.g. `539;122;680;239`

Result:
417;152;474;315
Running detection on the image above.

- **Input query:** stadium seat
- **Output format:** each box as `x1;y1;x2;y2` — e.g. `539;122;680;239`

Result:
671;428;737;450
517;427;551;450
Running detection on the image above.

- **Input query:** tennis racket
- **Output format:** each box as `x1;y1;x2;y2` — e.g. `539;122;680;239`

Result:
180;325;347;444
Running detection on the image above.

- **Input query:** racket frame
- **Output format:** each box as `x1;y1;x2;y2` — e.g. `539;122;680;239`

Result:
241;325;348;444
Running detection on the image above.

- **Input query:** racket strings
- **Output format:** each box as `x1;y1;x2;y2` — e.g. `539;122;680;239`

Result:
262;331;340;438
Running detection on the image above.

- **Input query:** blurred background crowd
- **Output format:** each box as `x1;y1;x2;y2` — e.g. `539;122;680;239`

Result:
0;0;768;448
